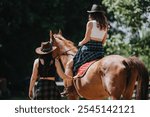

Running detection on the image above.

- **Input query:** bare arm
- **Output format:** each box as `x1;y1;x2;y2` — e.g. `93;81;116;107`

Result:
28;59;39;99
101;32;107;44
55;59;72;80
78;21;92;46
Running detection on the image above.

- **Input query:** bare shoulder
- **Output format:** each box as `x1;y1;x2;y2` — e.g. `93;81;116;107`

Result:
87;21;93;25
34;58;39;67
34;58;39;63
87;21;93;28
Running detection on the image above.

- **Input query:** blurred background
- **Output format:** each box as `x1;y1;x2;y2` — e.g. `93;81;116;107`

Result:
0;0;150;99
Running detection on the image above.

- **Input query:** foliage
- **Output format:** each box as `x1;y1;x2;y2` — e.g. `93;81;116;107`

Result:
102;0;150;72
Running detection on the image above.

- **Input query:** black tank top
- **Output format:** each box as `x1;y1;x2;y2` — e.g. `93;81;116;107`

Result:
38;59;56;77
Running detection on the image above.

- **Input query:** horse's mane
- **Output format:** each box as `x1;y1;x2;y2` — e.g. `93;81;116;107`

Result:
56;34;78;53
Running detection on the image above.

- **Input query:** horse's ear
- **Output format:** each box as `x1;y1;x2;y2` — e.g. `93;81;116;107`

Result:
49;30;57;46
58;29;62;35
49;30;56;43
49;30;53;42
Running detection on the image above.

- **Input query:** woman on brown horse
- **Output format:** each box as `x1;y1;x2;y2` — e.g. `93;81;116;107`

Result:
52;33;149;100
54;4;109;96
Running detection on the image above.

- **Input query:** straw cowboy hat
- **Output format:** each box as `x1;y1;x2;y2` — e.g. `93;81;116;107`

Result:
35;41;57;55
87;4;105;13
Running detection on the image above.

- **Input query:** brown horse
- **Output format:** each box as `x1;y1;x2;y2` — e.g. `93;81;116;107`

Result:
51;33;149;100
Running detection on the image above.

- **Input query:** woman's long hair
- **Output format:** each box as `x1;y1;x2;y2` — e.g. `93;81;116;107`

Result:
89;12;108;30
39;53;53;66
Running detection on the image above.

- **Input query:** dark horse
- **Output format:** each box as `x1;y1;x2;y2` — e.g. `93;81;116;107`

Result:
51;32;149;100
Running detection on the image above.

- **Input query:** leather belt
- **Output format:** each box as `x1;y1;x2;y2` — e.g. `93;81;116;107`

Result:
39;77;55;81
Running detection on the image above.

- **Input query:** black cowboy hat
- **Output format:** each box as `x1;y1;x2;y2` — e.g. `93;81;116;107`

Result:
35;41;57;55
87;4;105;13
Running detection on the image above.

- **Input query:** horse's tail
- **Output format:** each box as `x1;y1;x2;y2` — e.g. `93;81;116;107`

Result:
124;56;149;99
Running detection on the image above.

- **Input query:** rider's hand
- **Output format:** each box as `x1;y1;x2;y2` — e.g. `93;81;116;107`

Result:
29;90;33;100
78;42;82;46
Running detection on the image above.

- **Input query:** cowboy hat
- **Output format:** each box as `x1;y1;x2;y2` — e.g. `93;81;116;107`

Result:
87;4;105;13
35;41;57;55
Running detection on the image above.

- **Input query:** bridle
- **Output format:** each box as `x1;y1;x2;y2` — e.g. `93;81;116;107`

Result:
58;48;75;57
55;48;75;71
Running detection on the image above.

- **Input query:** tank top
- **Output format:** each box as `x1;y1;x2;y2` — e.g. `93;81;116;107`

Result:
90;20;107;41
38;58;56;77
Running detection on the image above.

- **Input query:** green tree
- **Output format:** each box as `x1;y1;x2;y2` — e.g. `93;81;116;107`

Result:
102;0;150;72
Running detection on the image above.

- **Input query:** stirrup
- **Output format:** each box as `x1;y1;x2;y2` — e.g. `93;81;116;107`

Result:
61;89;69;97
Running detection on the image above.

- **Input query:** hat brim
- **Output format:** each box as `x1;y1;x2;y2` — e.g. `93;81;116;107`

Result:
87;10;105;13
35;46;57;55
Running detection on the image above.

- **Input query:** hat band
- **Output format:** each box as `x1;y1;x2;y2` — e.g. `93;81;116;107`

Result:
42;48;51;52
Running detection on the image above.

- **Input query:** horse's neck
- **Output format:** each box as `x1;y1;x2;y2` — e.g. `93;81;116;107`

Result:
60;56;69;68
60;48;76;69
56;36;77;69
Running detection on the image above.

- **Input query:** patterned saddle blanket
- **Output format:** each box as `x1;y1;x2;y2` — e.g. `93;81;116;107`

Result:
76;60;96;77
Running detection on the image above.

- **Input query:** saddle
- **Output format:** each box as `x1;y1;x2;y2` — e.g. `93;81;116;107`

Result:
62;60;97;98
76;60;97;77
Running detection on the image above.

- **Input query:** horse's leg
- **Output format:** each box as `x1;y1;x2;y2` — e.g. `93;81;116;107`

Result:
108;89;122;100
61;59;74;96
109;96;120;100
68;95;79;100
67;83;79;100
65;59;73;77
103;76;124;100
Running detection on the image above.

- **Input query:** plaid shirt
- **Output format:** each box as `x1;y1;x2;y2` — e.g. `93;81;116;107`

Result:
73;40;104;75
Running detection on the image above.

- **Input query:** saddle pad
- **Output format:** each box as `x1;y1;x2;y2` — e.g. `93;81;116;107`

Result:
76;60;96;76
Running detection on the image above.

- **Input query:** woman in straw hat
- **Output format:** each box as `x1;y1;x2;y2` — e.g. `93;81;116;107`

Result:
29;41;69;100
59;4;109;96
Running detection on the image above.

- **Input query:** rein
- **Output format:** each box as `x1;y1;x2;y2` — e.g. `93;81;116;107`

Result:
59;48;75;57
55;48;75;69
